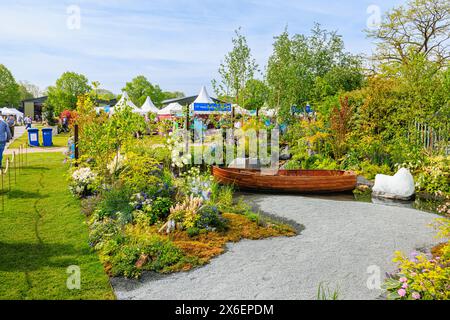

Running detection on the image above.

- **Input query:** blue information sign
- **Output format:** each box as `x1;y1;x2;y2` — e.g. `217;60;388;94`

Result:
193;103;232;112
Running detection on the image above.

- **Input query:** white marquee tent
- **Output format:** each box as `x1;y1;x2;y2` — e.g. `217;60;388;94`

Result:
192;86;214;104
1;107;24;118
140;96;159;114
157;102;184;116
114;91;139;112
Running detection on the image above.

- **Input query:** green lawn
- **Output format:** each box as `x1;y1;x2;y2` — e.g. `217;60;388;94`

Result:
9;126;70;149
0;152;115;299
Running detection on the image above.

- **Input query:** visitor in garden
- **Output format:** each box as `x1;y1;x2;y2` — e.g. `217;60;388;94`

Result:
62;116;69;132
7;115;15;138
24;116;32;129
0;117;12;169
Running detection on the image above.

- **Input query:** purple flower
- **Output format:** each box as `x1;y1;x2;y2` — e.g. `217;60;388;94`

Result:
409;251;419;261
412;292;421;300
398;289;407;297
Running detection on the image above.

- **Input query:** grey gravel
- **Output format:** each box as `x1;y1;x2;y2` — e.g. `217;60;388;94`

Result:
111;194;440;300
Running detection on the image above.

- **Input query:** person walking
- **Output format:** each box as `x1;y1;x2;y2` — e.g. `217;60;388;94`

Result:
24;116;32;129
0;117;12;169
62;116;69;132
7;115;15;138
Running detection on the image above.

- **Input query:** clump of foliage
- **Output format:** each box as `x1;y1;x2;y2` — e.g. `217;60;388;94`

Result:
68;167;97;198
383;213;450;300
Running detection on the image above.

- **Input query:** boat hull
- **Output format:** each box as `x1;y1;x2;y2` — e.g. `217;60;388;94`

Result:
212;166;357;193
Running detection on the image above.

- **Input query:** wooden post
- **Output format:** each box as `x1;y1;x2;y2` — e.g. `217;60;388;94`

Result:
13;152;16;184
8;159;11;192
74;124;79;167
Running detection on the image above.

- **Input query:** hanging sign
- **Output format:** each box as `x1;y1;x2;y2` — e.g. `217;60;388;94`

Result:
193;103;232;112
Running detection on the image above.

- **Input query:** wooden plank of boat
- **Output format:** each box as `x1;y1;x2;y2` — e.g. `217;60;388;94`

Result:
212;166;357;193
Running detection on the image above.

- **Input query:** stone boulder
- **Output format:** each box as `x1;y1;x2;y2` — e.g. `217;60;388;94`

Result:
372;168;415;200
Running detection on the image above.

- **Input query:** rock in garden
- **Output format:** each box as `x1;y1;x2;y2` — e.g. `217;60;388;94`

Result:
372;168;415;200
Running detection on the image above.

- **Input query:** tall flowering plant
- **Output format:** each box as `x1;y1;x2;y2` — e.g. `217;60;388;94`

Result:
166;131;192;169
179;167;214;200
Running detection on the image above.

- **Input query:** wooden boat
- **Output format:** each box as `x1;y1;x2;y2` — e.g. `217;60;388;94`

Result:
212;166;357;193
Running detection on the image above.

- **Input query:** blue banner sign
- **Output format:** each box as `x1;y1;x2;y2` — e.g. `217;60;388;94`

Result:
193;103;232;112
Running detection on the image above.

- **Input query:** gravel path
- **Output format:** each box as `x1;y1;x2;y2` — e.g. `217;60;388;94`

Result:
112;194;441;300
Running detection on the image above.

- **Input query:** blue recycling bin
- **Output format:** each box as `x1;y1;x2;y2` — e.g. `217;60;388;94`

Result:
42;128;53;147
28;128;40;147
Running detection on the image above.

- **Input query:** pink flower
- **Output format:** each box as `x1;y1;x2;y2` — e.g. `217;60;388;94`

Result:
402;283;408;289
410;272;417;277
412;292;421;300
398;289;407;297
399;277;408;283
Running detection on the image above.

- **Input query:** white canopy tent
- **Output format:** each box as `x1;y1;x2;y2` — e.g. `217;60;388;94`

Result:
114;91;139;113
140;96;159;114
1;107;24;118
193;86;214;104
157;102;184;116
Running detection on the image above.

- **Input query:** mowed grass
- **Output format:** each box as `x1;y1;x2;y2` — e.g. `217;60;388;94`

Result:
8;126;70;149
0;152;115;300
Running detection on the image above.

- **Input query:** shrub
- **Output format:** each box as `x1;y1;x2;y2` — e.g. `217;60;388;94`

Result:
169;196;203;229
88;218;120;248
118;152;161;193
383;214;450;300
186;227;201;238
415;156;450;196
149;197;173;223
95;186;134;222
68;167;97;198
107;235;184;278
196;205;229;232
178;167;214;200
383;250;450;300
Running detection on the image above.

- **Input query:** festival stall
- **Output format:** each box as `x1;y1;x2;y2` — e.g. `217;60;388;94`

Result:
157;102;184;120
140;96;159;115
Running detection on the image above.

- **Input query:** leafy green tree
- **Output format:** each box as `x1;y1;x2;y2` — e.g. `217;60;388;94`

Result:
0;64;20;107
18;81;41;100
162;91;185;100
47;71;91;113
367;0;450;68
240;79;268;115
266;29;299;120
122;75;164;107
212;28;259;103
266;25;363;121
97;89;116;101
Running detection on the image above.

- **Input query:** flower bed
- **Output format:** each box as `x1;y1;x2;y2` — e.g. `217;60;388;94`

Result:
383;210;450;300
70;101;296;278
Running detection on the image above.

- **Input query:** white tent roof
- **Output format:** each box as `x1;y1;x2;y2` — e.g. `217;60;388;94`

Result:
140;96;159;114
193;86;213;104
115;91;139;111
157;102;184;115
1;107;24;117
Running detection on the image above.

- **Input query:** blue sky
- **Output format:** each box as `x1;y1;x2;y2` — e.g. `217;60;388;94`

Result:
0;0;406;97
